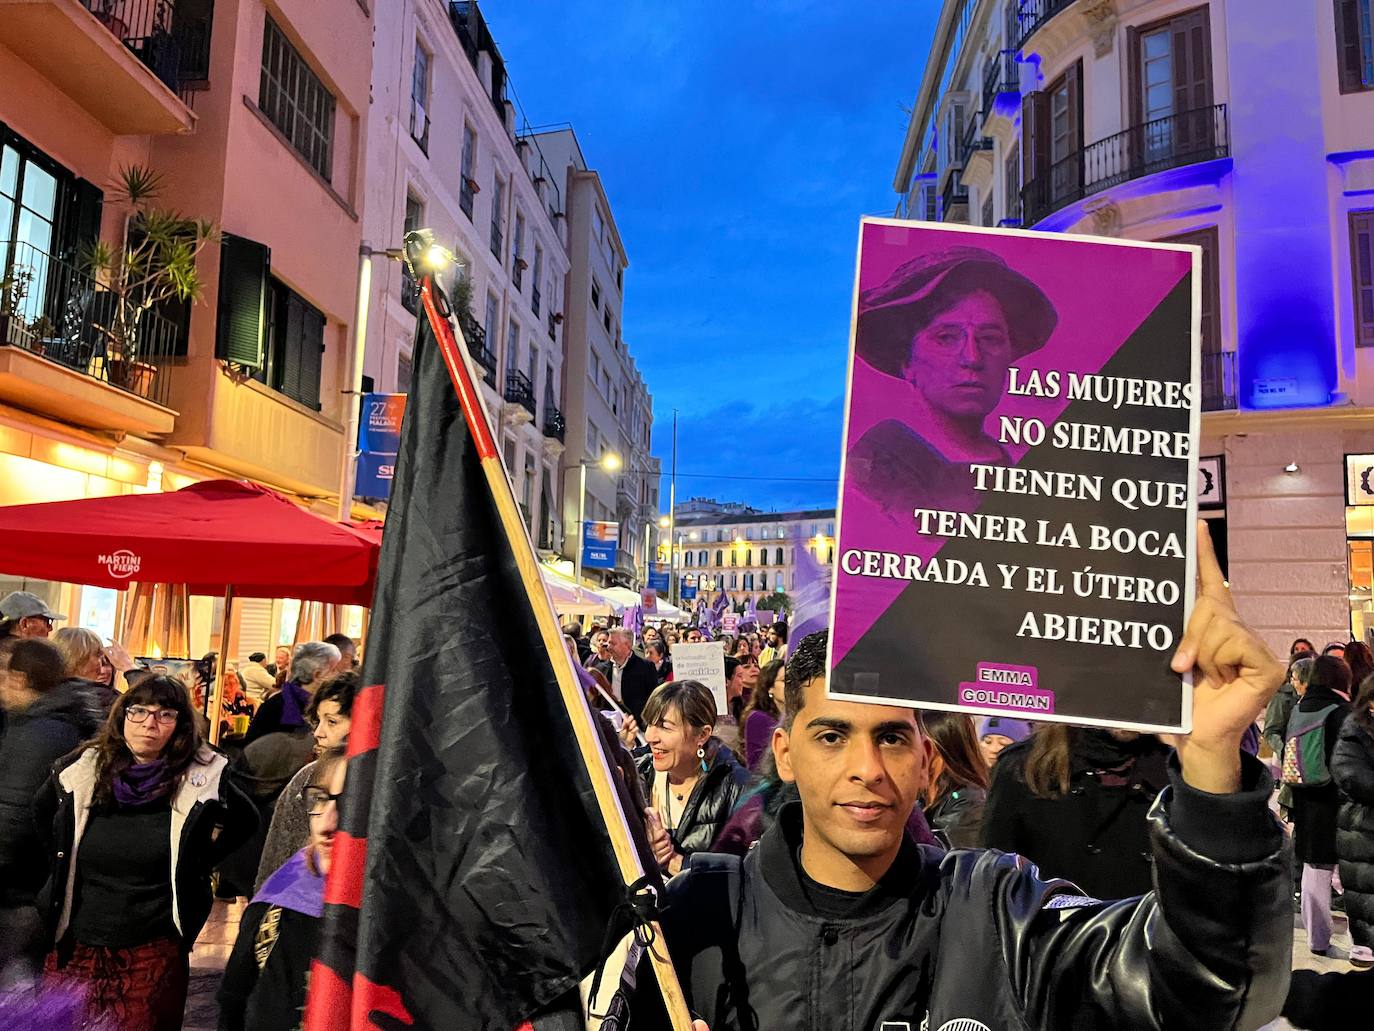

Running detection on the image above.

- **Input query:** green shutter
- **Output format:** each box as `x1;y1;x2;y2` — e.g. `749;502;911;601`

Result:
215;233;269;369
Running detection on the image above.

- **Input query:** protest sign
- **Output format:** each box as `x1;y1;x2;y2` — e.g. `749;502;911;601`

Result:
671;642;728;714
828;219;1199;733
722;612;739;635
640;587;658;613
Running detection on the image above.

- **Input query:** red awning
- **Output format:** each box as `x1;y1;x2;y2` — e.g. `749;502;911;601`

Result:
0;479;379;605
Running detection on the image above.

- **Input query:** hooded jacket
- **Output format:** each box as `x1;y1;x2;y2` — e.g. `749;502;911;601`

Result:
633;753;1289;1031
34;745;257;949
1289;684;1351;865
0;684;103;906
1332;711;1374;947
638;743;749;857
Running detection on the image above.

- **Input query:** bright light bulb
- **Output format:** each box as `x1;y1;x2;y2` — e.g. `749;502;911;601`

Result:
601;451;622;472
423;244;452;272
658;515;670;528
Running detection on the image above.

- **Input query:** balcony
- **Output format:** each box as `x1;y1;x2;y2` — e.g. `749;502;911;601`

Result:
459;313;497;388
1201;350;1237;412
503;369;535;418
0;0;209;134
1015;0;1075;50
941;177;969;223
0;240;178;434
400;267;420;316
542;400;565;442
960;116;994;172
1023;105;1231;228
982;49;1020;121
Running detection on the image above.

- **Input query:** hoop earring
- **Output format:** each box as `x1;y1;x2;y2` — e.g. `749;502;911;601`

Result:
697;746;707;773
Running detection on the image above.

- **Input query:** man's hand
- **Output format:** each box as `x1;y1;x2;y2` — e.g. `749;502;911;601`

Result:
1168;520;1286;793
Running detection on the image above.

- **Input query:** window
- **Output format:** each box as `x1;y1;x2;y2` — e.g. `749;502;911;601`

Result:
591;278;601;308
743;573;754;591
1351;210;1374;348
1022;62;1082;210
685;551;693;567
699;550;707;565
522;453;535;517
730;549;738;567
715;550;723;566
1004;142;1021;222
746;528;755;540
410;40;430;152
939;98;967;173
397;349;413;392
490;175;504;258
616;265;624;292
730;573;738;589
512;211;525;289
527;344;539;389
600;369;611;399
253;278;326;410
1128;8;1214;160
1335;0;1374;93
603;307;612;332
485;292;500;334
590;350;601;382
215;233;270;370
506;319;520;376
1163;227;1220;355
460;125;477;219
259;17;335;181
745;548;753;565
760;573;768;590
775;547;784;565
593;206;605;248
587;421;600;457
532;245;543;315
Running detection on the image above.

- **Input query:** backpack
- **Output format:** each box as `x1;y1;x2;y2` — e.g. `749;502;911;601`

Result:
1282;704;1340;786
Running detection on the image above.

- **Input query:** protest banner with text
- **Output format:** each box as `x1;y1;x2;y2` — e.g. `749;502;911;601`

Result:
828;219;1200;732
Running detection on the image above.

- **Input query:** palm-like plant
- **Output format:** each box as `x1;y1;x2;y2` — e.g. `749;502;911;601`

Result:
80;165;217;382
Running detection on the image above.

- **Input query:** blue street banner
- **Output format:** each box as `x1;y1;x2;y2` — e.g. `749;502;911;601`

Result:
354;393;407;500
680;584;698;601
581;520;619;569
647;565;670;592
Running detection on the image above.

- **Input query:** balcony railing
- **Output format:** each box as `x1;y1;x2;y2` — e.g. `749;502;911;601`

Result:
460;313;497;387
941;177;969;222
82;0;214;99
982;49;1020;119
1015;0;1075;50
400;267;419;315
0;239;179;407
1023;105;1230;227
543;400;565;442
960;115;993;167
504;369;535;416
1201;350;1238;412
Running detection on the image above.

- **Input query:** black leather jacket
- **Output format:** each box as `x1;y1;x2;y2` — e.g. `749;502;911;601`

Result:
637;743;749;857
634;753;1290;1031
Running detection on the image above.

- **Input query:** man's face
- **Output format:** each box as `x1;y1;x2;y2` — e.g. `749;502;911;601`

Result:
687;630;703;644
768;630;780;648
609;633;632;663
335;643;356;671
902;289;1013;423
18;615;54;639
774;677;929;868
644;628;658;644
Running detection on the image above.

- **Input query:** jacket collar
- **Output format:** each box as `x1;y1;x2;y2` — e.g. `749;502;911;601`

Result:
757;800;924;921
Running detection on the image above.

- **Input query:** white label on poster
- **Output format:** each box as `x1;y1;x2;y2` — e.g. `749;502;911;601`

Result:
670;642;728;715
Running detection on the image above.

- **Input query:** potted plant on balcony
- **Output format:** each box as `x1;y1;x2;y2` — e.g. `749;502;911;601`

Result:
80;165;217;399
0;265;34;347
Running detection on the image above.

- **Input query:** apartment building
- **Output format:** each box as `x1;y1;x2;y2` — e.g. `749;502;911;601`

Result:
0;0;371;643
529;126;660;588
363;0;571;549
895;0;1374;651
671;498;836;607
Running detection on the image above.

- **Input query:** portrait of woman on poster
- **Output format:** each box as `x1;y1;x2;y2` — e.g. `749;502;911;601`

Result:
847;245;1058;519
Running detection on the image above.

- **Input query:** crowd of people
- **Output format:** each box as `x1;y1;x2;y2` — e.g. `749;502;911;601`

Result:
3;575;1374;1028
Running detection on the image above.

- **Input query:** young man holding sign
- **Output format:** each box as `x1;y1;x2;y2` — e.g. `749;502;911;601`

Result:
636;525;1290;1031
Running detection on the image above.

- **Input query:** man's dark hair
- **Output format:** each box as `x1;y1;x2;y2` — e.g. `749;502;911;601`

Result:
324;633;355;653
564;621;584;638
1289;638;1313;655
248;651;267;664
1309;654;1353;697
307;669;359;723
724;656;741;682
782;630;828;730
8;638;65;694
772;623;788;644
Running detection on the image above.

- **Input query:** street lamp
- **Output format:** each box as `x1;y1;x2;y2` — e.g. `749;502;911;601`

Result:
571;450;622;584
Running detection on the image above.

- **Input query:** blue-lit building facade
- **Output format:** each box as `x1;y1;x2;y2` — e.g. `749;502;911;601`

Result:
894;0;1374;652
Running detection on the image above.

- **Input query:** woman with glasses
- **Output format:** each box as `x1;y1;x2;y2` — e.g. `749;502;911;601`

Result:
218;747;346;1031
34;675;256;1030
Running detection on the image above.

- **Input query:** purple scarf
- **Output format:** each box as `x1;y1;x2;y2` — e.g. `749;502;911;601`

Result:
252;848;324;918
278;679;312;730
112;758;173;807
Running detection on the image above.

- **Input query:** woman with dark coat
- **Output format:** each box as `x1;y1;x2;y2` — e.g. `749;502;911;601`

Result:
34;675;257;1029
980;724;1172;899
917;710;989;849
1332;673;1374;967
637;680;749;874
1287;654;1352;956
0;639;102;983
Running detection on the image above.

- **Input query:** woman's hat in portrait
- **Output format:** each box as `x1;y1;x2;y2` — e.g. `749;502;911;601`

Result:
856;245;1058;377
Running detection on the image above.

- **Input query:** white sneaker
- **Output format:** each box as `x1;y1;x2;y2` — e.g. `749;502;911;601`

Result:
1350;945;1374;968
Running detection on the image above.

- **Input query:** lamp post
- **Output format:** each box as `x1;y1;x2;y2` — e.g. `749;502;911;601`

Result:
571;450;621;585
338;234;456;522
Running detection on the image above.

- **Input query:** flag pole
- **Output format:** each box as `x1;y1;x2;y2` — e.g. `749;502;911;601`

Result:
418;278;694;1030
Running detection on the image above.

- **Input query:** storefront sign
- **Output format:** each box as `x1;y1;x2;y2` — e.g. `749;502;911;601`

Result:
829;219;1200;733
581;521;619;569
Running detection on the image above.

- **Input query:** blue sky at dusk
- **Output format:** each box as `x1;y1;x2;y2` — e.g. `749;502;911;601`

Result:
489;2;938;512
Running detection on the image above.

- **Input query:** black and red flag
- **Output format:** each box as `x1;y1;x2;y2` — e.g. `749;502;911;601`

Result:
305;252;687;1030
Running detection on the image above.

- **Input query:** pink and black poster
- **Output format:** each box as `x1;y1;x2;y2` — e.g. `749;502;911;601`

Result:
828;219;1201;733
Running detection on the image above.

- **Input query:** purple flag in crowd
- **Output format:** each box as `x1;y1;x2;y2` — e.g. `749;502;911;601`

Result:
790;527;831;642
743;594;760;630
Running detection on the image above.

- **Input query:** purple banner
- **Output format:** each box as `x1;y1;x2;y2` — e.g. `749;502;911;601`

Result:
828;220;1199;732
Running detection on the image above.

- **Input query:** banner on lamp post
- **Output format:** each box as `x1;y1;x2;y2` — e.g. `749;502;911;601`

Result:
581;520;619;570
354;393;407;500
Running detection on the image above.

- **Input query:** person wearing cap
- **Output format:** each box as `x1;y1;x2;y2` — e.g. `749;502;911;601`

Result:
0;592;66;641
848;246;1057;518
976;714;1032;768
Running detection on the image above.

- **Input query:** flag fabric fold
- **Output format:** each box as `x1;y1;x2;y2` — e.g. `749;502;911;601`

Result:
306;293;635;1030
790;528;832;641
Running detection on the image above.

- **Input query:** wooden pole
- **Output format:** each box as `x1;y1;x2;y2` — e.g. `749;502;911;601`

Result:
208;585;234;746
419;279;693;1030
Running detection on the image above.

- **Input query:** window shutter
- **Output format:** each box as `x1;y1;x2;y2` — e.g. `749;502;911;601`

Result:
1022;89;1051;185
1127;25;1143;128
298;304;324;410
1065;60;1083;153
1171;7;1213;114
65;178;104;258
1335;0;1368;93
1352;211;1374;349
215;233;269;369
